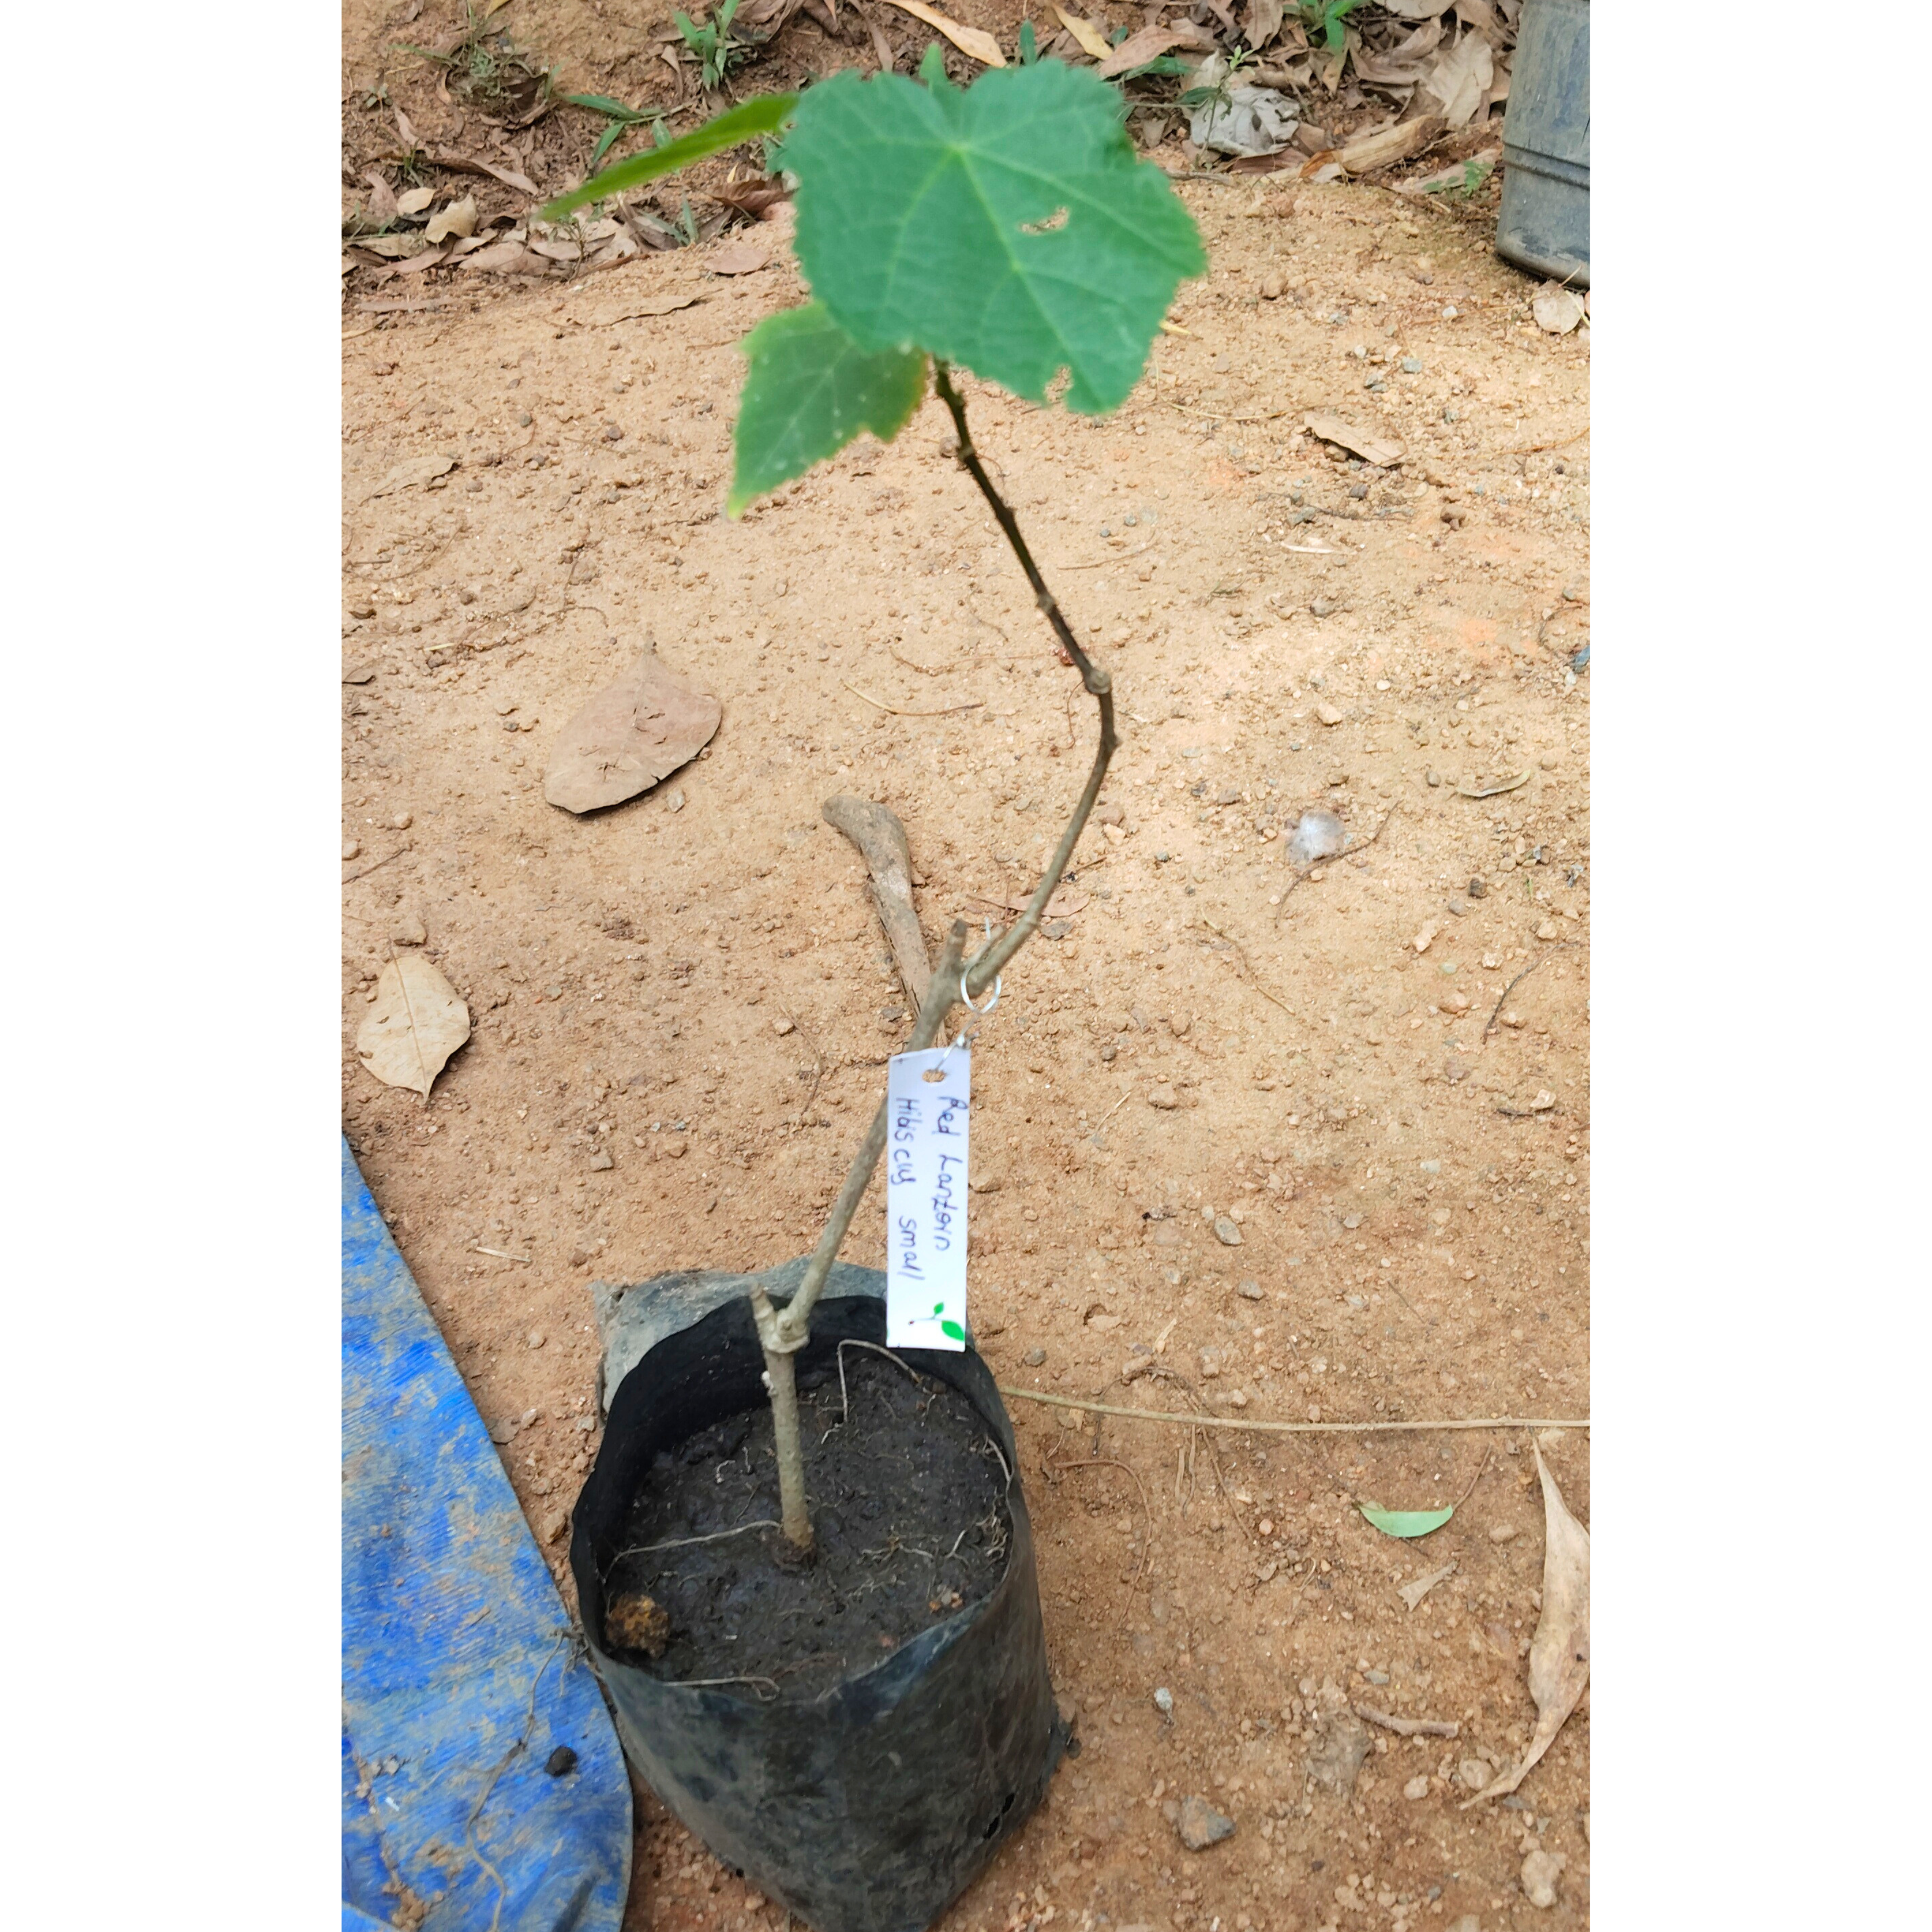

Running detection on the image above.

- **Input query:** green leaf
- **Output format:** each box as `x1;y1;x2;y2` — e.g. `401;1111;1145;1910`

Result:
564;92;650;121
783;64;1204;415
918;43;950;87
541;92;797;220
940;1319;966;1341
590;120;627;169
1358;1504;1456;1539
728;301;929;516
1017;19;1037;64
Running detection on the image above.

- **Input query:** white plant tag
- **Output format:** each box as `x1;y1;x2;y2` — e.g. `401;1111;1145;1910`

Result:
884;1047;970;1351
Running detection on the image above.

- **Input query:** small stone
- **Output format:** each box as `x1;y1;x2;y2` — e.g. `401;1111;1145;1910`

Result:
1287;807;1346;867
665;788;685;812
568;1244;595;1269
545;1747;579;1777
1535;919;1560;941
1467;876;1487;898
1520;1848;1564;1908
342;839;361;862
1148;1085;1179;1110
588;1149;614;1171
342;662;378;684
1315;702;1344;726
347;598;377;620
527;1328;546;1349
1170;1012;1191;1037
1214;1215;1243;1246
1412;923;1438;954
539;1507;570;1544
1400;357;1423;374
1306;1713;1372;1796
391;812;413;830
1153;1685;1174;1715
391;911;428;946
1261;275;1284;300
1023;1347;1047;1366
1403;1774;1431;1800
1488;1522;1520;1544
775;1017;795;1034
1448;1919;1482;1932
1176;1793;1236;1851
1310;600;1338;623
1458;1757;1494;1791
1425;768;1442;787
1238;1279;1263;1301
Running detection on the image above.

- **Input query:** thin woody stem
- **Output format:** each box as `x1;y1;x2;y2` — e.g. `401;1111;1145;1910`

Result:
754;369;1120;1551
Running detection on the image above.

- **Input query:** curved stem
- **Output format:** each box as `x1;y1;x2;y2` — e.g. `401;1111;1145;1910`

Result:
754;367;1121;1550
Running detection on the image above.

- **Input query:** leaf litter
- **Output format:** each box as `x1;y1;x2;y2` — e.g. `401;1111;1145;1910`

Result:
357;954;471;1100
1465;1440;1589;1804
543;649;723;814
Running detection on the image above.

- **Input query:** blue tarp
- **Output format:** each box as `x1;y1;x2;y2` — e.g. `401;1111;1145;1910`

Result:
342;1140;630;1931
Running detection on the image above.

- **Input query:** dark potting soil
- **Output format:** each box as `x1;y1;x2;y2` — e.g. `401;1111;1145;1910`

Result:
602;1349;1012;1701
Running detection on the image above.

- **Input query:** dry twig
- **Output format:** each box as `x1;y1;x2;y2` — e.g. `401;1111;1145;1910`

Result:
1483;941;1578;1040
1000;1389;1589;1435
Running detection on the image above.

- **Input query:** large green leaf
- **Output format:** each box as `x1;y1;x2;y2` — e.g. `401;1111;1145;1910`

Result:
780;62;1204;415
540;93;797;222
728;301;929;516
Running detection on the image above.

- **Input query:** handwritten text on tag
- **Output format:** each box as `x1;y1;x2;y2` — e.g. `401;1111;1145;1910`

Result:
885;1048;969;1350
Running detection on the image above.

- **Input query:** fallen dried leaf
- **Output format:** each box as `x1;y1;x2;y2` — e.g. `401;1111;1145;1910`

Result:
395;185;434;218
440;153;540;196
357;953;471;1099
706;237;771;276
1304;412;1404;467
1052;2;1113;60
1339;114;1445;177
368;454;457;499
880;0;1005;66
362;170;400;228
424;195;479;243
1095;23;1212;79
1421;31;1494;129
1398;1557;1457;1610
544;650;723;814
1465;1443;1588;1804
460;240;555;275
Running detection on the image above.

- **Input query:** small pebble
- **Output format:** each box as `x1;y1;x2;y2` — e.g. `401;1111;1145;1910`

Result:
1459;1758;1493;1791
1400;357;1423;374
347;598;377;620
1286;808;1346;867
1023;1347;1047;1366
391;912;428;946
1153;1685;1174;1714
775;1017;795;1035
342;839;361;861
1176;1793;1236;1851
527;1329;546;1349
1535;919;1560;942
1214;1215;1243;1247
1488;1523;1520;1543
1403;1774;1431;1800
1238;1279;1263;1301
1520;1848;1564;1908
1261;275;1283;300
391;813;412;830
588;1149;614;1171
545;1747;578;1777
1425;768;1442;787
1467;876;1487;898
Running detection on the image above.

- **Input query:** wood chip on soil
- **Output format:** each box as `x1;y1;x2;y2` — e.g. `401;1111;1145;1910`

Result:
357;954;471;1099
543;650;723;815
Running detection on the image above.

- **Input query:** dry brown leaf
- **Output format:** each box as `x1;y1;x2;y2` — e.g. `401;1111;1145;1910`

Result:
1095;22;1213;78
1465;1442;1589;1805
460;240;555;275
706;238;771;276
355;232;434;260
441;153;540;196
1243;0;1286;53
1303;412;1404;468
544;650;723;815
1380;0;1453;17
362;170;400;228
357;953;471;1100
368;454;457;498
1421;30;1494;128
1398;1557;1457;1610
880;0;1005;66
395;185;434;218
1052;3;1112;60
424;195;479;243
390;243;456;278
1353;15;1442;83
1338;113;1445;175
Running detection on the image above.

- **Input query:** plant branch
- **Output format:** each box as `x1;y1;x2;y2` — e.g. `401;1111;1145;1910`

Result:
752;368;1121;1550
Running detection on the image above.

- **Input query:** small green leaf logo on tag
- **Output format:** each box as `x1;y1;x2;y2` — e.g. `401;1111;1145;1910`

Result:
935;1302;965;1342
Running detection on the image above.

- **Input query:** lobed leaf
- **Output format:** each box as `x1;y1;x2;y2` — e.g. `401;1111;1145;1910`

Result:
728;301;929;516
541;93;797;222
781;62;1204;414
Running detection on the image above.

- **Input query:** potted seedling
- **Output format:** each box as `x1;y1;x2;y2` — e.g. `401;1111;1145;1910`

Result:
546;52;1204;1932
